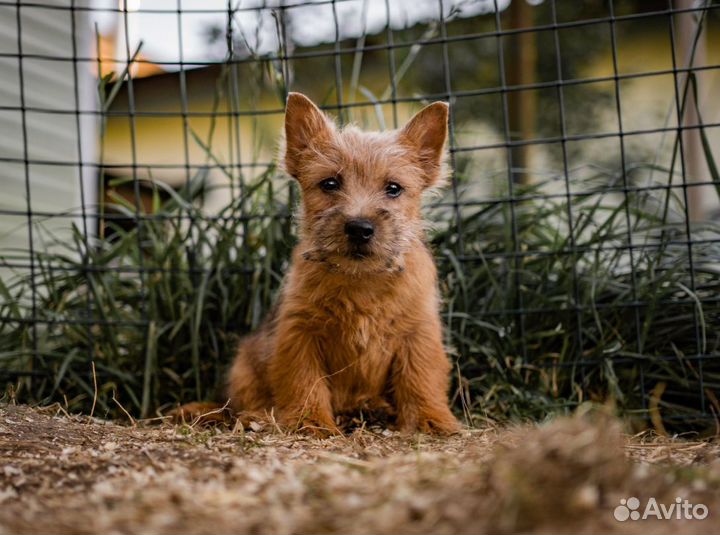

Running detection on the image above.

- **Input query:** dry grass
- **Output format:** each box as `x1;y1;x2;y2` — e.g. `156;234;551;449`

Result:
0;403;719;535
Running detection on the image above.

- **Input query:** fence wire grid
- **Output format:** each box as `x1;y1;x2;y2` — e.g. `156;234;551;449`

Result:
0;0;719;430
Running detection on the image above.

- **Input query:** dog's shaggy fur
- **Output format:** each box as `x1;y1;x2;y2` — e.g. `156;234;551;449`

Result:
218;93;459;435
165;94;459;435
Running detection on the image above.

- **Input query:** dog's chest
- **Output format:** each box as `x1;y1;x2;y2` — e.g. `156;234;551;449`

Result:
327;308;393;363
318;300;398;409
345;312;374;352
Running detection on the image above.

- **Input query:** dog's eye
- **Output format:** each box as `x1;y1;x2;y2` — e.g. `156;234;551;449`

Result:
319;177;341;193
385;182;403;198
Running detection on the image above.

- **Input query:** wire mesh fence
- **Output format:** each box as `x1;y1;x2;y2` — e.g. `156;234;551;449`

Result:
0;0;719;431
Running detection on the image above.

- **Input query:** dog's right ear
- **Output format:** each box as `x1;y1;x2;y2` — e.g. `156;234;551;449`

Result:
284;92;334;178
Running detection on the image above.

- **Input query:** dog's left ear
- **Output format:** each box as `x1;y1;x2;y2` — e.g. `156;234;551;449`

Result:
400;102;449;187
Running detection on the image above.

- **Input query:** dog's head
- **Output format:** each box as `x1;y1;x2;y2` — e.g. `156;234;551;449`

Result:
284;92;448;275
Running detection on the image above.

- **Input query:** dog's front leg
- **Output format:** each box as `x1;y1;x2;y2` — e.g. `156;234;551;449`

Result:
268;325;339;436
392;327;460;434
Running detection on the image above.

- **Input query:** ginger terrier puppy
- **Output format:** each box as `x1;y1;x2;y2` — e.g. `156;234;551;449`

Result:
225;93;459;435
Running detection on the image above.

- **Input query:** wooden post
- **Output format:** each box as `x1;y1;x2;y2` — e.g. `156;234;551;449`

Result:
506;0;537;185
675;0;707;222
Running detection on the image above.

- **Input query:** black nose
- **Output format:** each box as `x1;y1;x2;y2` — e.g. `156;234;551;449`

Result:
344;219;375;245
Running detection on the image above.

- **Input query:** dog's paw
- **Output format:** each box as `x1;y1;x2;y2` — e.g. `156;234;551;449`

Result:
299;421;344;438
417;415;462;435
398;410;461;435
280;411;343;437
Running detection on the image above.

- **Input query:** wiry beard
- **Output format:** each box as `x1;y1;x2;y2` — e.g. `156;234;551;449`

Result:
296;206;418;275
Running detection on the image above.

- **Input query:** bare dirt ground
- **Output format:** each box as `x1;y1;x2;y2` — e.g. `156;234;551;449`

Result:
0;403;719;535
